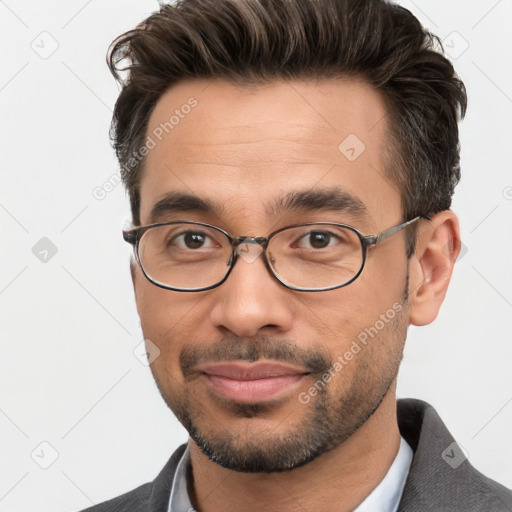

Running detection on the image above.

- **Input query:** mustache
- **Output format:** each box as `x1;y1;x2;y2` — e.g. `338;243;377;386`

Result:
180;336;331;378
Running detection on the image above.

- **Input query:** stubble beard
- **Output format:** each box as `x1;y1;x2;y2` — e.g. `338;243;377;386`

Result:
150;299;408;473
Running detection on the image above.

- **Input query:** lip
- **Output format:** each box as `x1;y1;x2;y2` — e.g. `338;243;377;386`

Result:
197;362;309;403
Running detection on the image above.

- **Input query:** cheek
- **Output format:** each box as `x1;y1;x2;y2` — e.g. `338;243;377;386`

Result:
303;286;401;342
351;246;409;317
134;277;199;371
297;267;407;374
135;266;200;332
318;301;407;396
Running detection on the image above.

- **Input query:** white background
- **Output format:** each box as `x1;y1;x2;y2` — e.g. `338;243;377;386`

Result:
1;1;511;510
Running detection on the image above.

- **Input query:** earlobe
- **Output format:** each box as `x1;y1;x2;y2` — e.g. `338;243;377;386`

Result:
408;211;461;326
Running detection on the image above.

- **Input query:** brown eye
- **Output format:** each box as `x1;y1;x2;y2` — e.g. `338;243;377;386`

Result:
169;231;216;250
308;232;331;249
183;232;206;249
296;230;339;250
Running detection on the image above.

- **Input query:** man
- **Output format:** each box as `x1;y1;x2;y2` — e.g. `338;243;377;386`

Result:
82;0;512;510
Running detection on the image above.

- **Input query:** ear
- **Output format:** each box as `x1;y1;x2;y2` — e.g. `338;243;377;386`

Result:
408;210;461;326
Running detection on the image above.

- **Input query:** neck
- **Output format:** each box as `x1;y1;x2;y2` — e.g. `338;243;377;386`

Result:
188;386;401;512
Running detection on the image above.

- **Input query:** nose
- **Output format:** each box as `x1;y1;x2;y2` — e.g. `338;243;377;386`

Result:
208;248;294;338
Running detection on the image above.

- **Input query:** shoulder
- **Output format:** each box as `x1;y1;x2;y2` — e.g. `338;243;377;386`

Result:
76;444;187;512
397;398;512;511
78;483;152;512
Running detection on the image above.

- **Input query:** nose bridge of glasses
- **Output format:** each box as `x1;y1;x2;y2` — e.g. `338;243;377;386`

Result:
231;236;269;265
232;236;268;247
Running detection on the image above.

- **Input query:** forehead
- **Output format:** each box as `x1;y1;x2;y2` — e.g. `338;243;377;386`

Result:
139;78;400;228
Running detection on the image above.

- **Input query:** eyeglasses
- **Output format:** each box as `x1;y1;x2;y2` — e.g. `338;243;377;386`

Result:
123;217;422;292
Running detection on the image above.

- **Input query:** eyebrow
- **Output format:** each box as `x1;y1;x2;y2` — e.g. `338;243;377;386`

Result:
149;192;225;223
148;187;368;224
266;188;369;220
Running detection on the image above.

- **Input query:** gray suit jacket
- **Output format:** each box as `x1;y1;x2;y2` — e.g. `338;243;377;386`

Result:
79;399;512;511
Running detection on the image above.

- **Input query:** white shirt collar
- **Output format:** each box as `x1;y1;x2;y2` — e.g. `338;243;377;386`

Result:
168;444;193;512
353;436;413;512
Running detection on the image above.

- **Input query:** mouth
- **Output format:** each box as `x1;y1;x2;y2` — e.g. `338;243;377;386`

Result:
197;362;310;403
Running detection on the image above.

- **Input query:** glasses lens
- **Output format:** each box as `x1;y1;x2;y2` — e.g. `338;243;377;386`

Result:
138;223;231;290
268;224;364;290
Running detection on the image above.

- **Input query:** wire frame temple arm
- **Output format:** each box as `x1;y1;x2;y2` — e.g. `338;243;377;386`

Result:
362;216;423;246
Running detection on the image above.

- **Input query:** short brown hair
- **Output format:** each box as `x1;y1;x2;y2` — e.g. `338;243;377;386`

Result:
108;0;467;252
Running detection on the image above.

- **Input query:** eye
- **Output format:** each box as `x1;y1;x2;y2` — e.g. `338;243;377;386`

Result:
296;230;342;249
171;231;218;250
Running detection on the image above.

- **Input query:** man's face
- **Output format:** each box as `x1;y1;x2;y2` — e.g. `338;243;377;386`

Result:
133;78;410;472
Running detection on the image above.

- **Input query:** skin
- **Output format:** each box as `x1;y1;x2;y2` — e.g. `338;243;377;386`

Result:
131;78;461;512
